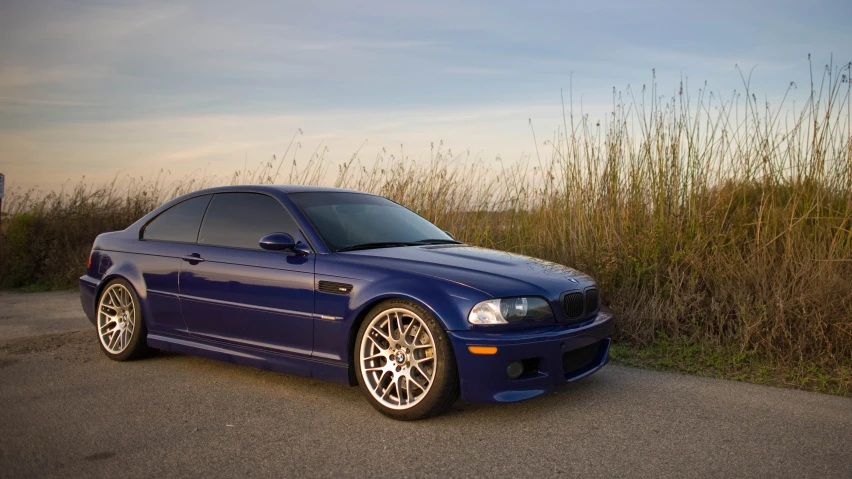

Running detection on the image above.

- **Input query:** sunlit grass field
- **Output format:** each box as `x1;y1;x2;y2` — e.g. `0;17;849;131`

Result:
2;63;850;394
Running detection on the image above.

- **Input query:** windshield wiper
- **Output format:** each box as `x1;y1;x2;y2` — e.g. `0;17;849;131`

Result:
336;242;421;252
413;239;464;245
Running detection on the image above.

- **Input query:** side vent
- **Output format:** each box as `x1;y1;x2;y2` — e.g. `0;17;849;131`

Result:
318;280;353;295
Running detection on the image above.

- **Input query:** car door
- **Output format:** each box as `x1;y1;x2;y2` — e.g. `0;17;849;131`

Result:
178;192;315;356
135;194;213;334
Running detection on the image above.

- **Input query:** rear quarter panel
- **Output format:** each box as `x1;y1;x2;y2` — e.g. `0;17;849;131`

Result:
85;232;188;335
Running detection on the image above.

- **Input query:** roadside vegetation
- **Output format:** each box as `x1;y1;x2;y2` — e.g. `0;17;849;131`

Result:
2;61;850;395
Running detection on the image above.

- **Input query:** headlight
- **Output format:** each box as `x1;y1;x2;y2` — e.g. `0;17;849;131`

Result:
468;297;553;324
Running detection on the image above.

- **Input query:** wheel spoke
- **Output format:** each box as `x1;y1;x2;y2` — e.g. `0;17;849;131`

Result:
370;325;390;342
101;304;119;314
108;289;120;308
407;372;428;391
380;374;395;399
414;354;434;364
413;363;431;381
365;334;386;350
393;313;404;340
107;329;120;350
397;375;407;406
363;352;385;361
407;323;422;345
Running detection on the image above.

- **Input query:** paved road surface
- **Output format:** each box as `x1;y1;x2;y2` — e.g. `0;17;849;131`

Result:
1;291;850;478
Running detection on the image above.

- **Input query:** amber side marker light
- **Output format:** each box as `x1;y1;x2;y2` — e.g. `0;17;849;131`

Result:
468;346;498;355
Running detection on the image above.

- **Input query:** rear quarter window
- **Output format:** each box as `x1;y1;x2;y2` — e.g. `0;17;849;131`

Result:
141;195;212;243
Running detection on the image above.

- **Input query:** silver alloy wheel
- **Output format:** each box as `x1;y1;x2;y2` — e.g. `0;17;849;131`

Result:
97;283;136;354
360;308;437;410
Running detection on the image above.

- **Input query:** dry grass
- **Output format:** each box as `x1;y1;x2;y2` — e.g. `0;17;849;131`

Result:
2;61;851;392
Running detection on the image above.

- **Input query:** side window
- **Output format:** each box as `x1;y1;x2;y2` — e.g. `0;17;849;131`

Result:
198;193;298;250
142;195;212;243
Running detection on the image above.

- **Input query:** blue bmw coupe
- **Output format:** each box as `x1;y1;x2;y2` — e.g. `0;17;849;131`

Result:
80;186;613;419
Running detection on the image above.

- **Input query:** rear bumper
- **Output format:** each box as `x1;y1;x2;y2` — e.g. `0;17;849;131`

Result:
79;275;98;326
448;313;614;403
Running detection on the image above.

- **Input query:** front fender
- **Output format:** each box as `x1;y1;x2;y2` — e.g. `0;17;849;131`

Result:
348;276;485;332
311;269;488;382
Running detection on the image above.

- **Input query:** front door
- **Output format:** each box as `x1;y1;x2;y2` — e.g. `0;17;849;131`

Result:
178;192;315;356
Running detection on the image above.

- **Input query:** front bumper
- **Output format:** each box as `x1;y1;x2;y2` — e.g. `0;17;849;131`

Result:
448;312;614;403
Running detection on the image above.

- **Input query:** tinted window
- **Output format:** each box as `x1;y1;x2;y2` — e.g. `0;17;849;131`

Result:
289;192;451;251
198;193;298;250
142;195;211;243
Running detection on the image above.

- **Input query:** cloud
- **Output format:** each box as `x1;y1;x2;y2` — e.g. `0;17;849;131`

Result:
0;0;849;191
0;96;92;107
0;66;103;88
0;100;577;190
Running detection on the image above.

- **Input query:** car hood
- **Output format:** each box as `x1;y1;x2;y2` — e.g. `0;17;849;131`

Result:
338;245;594;298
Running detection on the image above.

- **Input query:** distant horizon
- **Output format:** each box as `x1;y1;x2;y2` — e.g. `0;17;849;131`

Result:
1;0;850;192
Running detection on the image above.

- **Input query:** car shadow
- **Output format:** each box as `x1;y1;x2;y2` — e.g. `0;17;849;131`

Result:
442;372;615;419
143;347;617;420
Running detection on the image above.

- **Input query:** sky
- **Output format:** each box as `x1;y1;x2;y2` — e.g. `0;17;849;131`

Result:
0;0;850;192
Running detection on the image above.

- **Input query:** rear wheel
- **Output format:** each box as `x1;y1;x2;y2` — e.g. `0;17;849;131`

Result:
96;279;152;361
355;299;458;420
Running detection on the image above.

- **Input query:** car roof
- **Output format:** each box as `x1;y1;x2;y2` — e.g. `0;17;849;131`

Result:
273;185;369;194
185;185;373;195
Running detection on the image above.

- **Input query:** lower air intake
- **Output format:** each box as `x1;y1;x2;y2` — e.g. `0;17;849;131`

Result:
562;340;603;375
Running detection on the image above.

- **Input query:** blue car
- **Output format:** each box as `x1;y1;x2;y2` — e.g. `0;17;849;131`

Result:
80;186;613;419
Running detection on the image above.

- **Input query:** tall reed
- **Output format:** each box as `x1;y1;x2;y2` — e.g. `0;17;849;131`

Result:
2;61;850;371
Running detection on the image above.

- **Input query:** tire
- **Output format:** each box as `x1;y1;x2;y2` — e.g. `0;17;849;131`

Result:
95;278;152;361
354;299;459;420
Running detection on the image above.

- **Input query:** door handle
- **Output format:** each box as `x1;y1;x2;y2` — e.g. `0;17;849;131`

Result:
181;253;205;263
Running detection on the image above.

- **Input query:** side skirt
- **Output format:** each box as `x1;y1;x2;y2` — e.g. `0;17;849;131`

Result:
147;333;353;386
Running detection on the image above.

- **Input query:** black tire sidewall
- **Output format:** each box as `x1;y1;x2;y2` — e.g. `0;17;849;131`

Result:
96;278;149;361
354;299;459;420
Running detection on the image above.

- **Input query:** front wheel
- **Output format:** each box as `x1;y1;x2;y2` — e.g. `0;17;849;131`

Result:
355;299;459;420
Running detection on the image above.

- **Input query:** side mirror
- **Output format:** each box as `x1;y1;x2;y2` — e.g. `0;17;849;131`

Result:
259;232;310;254
290;242;311;255
444;230;455;239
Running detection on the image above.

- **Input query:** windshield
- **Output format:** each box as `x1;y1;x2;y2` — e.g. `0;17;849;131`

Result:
288;192;455;252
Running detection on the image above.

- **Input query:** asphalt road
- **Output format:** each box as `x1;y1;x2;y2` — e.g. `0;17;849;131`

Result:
1;291;850;478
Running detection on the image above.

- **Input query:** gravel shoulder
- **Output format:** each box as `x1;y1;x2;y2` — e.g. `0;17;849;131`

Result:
1;291;850;478
0;290;90;343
